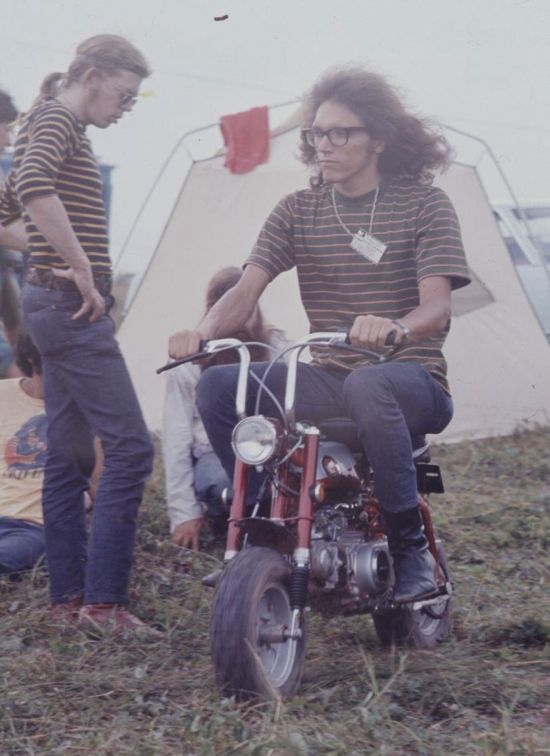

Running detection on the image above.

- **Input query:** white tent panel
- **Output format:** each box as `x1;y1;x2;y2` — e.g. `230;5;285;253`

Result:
435;165;550;439
117;129;310;431
117;127;550;440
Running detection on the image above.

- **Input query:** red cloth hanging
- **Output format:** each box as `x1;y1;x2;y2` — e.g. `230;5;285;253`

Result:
220;106;270;174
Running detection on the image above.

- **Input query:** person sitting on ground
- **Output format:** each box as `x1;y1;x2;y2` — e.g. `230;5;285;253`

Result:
162;266;285;552
0;333;102;577
0;333;46;574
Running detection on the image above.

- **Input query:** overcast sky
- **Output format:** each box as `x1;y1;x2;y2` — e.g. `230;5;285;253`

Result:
1;0;549;262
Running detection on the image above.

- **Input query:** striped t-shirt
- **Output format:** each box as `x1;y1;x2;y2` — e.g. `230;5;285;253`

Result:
0;99;110;273
246;179;470;393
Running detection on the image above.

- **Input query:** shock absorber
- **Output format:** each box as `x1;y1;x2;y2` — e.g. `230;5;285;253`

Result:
290;563;310;609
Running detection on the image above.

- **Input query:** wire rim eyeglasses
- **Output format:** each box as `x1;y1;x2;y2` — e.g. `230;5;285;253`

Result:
105;80;139;108
301;126;370;147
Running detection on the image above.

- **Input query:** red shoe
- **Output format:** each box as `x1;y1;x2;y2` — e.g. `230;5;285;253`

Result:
77;604;161;638
48;596;83;625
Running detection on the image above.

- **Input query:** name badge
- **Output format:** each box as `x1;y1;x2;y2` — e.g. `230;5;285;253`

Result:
350;229;387;264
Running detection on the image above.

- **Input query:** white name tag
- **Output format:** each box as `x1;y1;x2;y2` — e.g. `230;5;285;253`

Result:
350;230;387;264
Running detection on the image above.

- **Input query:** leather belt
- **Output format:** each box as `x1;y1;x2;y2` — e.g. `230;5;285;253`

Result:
26;267;112;296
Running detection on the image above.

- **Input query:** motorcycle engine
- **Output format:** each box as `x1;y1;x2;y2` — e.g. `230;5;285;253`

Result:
310;503;393;597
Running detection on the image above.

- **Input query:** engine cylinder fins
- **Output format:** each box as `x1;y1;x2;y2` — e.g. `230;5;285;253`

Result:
350;541;393;596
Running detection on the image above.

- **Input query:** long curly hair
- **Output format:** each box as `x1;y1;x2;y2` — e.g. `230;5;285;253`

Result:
300;66;451;186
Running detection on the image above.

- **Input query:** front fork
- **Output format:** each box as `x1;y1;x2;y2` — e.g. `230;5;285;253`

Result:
223;458;249;562
224;428;320;631
289;428;319;621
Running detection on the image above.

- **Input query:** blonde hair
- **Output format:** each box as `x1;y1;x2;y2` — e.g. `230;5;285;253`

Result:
37;34;150;102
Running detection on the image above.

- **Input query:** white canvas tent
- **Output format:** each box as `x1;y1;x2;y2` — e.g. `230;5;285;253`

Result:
115;111;550;442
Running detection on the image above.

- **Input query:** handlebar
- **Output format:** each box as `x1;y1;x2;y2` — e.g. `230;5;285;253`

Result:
156;340;210;374
282;331;395;426
157;329;399;429
157;329;396;374
157;337;251;419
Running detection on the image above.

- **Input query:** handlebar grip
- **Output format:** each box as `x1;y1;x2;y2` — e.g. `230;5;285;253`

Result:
156;349;211;374
342;328;395;347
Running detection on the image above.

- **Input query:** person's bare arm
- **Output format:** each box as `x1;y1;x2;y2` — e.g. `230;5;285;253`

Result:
0;219;28;251
24;195;105;321
349;276;452;349
169;264;271;359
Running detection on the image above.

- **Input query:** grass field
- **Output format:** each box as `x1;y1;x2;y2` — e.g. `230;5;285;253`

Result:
1;428;549;755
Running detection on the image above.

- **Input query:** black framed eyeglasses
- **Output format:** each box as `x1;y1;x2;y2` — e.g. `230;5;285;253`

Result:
301;126;369;147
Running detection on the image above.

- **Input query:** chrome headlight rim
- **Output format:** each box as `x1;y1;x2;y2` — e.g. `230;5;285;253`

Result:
231;415;278;466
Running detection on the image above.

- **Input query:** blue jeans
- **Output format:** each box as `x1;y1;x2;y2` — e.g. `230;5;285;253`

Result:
196;361;453;514
21;284;154;605
194;451;231;519
0;517;45;575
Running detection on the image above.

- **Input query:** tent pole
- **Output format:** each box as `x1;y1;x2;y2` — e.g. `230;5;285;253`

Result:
443;123;550;277
114;100;299;275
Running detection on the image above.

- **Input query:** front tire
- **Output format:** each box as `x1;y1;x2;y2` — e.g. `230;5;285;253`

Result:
373;542;452;649
210;547;306;700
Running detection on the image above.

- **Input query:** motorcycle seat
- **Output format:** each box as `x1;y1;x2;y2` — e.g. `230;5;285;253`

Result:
317;417;431;463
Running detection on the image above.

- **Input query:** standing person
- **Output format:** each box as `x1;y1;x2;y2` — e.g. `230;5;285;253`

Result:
0;89;26;378
163;265;286;552
168;66;470;604
0;36;155;634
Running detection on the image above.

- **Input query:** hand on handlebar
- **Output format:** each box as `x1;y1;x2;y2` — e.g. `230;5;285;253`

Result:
168;329;208;361
348;315;404;350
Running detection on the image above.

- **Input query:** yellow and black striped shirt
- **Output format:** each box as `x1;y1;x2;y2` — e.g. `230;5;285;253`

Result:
246;180;471;393
0;98;110;273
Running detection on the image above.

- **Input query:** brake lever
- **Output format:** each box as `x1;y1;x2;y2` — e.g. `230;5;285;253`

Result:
156;339;211;374
331;328;398;363
156;351;210;374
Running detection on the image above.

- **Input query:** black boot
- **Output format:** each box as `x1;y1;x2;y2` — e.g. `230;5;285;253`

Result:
383;507;437;603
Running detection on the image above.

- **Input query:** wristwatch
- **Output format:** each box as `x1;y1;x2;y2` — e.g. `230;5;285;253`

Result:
392;319;410;343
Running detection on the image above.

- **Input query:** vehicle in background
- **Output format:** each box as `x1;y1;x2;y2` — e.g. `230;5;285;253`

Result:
493;203;550;339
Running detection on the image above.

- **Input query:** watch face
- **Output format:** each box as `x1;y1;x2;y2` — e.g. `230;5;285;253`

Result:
393;320;409;340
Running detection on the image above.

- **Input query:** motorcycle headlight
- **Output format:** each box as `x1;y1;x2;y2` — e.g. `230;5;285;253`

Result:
231;416;278;465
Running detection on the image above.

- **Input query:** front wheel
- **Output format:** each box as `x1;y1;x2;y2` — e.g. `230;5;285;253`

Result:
373;542;452;649
210;547;306;700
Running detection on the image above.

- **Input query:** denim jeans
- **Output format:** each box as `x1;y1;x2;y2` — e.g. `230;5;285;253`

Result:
0;517;45;575
194;451;231;519
196;360;453;514
21;284;154;604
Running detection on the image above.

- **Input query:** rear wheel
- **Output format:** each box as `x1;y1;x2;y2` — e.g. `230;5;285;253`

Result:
210;547;306;700
373;542;452;649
